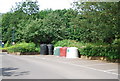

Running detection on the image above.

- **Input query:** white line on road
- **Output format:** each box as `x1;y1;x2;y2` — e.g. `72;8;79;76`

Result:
28;55;120;76
6;54;120;76
105;69;118;72
56;61;119;76
35;56;119;76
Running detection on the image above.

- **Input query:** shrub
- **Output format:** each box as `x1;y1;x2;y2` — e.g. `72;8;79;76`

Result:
55;39;86;47
4;41;11;47
80;45;120;60
35;47;40;52
7;42;39;53
112;39;120;46
55;39;120;60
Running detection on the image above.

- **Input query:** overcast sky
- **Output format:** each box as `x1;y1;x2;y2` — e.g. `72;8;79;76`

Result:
0;0;75;13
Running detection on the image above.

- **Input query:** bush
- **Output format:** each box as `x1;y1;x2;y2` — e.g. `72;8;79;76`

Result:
55;39;86;47
35;47;40;53
4;41;11;47
80;45;120;60
7;42;39;53
112;39;120;45
55;39;120;60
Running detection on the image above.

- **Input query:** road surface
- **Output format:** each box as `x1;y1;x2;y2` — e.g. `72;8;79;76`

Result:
1;52;120;79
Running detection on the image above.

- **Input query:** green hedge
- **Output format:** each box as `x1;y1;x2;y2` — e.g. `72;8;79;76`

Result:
80;39;120;59
55;39;88;48
80;45;120;59
55;40;120;60
7;42;40;53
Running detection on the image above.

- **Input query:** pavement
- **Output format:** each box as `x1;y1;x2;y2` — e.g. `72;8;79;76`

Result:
0;52;120;79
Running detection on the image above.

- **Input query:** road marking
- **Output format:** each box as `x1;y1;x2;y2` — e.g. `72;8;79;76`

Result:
25;55;120;76
38;57;119;76
27;55;119;76
56;61;120;76
105;69;118;72
6;54;119;76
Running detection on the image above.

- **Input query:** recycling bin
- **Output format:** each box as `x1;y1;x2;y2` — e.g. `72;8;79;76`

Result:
40;44;48;55
47;44;54;55
66;47;78;58
2;42;4;48
60;47;68;57
54;47;62;56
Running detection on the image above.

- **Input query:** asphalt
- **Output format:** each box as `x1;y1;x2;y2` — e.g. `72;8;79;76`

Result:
1;52;120;79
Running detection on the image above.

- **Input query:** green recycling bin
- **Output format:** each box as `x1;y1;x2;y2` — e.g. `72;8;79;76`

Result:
54;47;62;56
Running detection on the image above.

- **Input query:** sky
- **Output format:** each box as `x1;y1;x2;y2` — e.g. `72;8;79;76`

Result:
0;0;119;13
0;0;75;13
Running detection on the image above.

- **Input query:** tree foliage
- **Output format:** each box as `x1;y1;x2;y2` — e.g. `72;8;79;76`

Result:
71;2;119;43
1;1;119;45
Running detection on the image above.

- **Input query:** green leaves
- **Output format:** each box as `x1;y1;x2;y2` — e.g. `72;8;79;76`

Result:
71;2;119;43
1;1;119;46
7;42;38;53
80;45;120;59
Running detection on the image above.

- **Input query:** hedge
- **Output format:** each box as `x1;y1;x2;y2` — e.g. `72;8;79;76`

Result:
6;42;40;53
55;39;120;60
80;45;120;60
54;39;89;48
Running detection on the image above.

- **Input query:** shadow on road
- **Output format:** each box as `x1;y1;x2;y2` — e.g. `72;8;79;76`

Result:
1;67;29;77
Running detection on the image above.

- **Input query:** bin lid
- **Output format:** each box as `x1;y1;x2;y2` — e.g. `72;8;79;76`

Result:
69;47;78;49
47;44;53;46
55;47;62;48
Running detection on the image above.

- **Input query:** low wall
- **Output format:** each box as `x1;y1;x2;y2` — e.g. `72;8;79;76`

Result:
7;52;39;55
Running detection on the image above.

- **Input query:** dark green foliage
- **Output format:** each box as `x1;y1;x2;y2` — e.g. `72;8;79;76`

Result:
1;1;119;50
71;2;119;43
80;45;120;60
55;40;119;60
112;39;120;45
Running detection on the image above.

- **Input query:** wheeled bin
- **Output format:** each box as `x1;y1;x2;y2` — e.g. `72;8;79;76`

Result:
54;47;62;56
60;47;68;57
40;44;48;55
66;47;78;58
47;44;54;55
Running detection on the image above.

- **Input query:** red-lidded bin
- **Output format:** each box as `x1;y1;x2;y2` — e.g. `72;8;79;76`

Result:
60;47;68;57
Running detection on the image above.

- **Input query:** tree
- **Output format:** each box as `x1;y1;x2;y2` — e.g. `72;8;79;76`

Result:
71;2;119;43
2;0;40;44
11;0;39;15
19;11;67;44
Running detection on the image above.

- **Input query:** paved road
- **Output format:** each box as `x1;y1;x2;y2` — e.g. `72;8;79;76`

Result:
1;52;120;79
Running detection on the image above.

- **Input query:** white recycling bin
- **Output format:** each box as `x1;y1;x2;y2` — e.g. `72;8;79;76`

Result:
66;47;78;58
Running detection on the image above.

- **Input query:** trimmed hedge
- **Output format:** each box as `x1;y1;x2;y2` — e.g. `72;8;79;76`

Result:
55;40;120;60
80;45;120;60
6;42;40;53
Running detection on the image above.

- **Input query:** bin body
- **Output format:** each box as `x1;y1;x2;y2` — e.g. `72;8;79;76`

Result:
66;47;78;58
54;47;62;56
47;44;54;55
40;44;48;55
60;47;68;57
2;42;4;48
